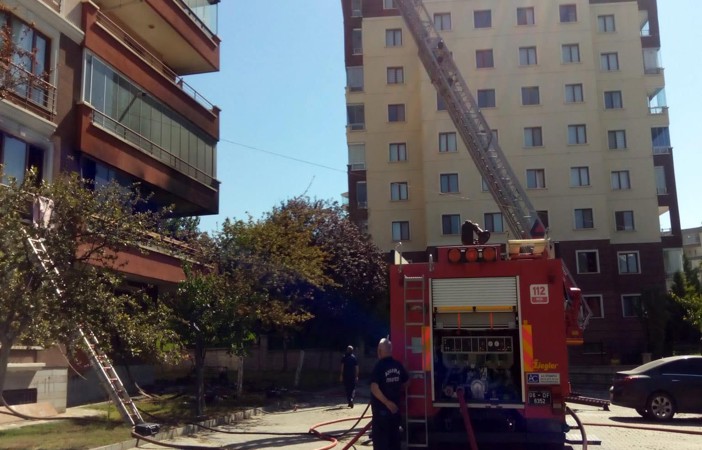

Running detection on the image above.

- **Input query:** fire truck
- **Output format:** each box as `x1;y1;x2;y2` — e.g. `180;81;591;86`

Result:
387;1;591;447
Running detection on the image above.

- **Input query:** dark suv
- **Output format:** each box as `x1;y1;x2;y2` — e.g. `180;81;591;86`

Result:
609;355;702;421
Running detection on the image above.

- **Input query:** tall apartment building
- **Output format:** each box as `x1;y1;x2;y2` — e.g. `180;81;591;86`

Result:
2;0;220;410
341;0;682;362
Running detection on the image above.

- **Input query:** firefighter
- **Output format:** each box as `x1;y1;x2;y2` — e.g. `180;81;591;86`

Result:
370;337;408;450
339;345;359;408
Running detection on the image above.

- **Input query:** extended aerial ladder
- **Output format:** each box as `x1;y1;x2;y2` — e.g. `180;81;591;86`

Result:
395;0;544;240
23;229;145;427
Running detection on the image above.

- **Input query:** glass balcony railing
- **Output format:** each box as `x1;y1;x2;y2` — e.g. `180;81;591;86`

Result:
91;109;218;189
179;0;219;37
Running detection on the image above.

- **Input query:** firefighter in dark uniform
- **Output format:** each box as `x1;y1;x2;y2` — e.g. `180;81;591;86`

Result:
370;338;408;450
340;345;359;408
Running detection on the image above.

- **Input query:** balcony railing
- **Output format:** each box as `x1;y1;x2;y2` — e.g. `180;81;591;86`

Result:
95;11;216;113
649;106;668;115
653;146;672;155
657;186;668;195
178;0;218;38
0;62;57;121
41;0;61;13
90;109;218;189
644;67;664;75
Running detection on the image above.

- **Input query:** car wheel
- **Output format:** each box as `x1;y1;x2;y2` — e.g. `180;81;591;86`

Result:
635;407;648;418
646;392;675;421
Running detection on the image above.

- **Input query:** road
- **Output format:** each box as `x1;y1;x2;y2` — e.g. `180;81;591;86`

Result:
127;389;702;450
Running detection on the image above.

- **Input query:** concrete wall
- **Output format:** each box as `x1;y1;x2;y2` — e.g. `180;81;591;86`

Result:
5;365;67;412
67;365;154;407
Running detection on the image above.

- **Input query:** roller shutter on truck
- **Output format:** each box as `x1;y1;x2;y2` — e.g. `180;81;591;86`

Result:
431;277;518;329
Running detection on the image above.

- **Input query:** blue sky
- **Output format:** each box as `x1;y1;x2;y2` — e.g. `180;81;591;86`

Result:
192;0;702;232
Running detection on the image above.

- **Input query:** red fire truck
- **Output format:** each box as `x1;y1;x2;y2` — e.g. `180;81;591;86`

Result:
390;231;584;447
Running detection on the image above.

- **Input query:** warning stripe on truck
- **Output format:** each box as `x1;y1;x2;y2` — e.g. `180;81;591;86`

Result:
522;320;534;372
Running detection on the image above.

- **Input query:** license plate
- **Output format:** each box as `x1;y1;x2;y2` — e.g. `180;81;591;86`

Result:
528;390;551;406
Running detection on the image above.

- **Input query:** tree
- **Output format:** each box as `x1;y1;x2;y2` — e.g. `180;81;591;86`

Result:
0;172;175;401
163;253;260;417
670;257;702;336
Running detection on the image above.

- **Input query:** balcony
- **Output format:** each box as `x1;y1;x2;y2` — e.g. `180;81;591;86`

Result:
0;62;57;121
95;11;215;113
652;146;672;155
649;106;668;115
92;0;220;75
91;109;216;189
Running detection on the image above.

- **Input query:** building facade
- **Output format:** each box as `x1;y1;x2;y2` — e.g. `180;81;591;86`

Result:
341;0;681;362
2;0;220;410
682;226;702;278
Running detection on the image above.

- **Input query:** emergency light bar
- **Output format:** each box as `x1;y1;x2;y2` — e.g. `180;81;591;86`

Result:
445;245;501;264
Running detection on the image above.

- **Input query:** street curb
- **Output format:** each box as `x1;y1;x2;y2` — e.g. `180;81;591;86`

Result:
89;407;264;450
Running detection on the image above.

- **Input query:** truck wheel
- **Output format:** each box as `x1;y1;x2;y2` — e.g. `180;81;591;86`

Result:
646;392;675;421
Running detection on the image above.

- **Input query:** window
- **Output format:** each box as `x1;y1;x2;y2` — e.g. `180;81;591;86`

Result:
477;89;496;108
440;173;459;194
354;183;367;210
476;49;494;68
346;66;363;91
517;7;535;25
352;28;363;55
519;47;537;66
568;124;587;144
526;169;546;189
1;134;44;185
437;92;447;111
351;0;362;17
651;127;671;151
389;142;407;162
574;208;594;229
474;10;492;28
655;166;667;195
1;13;50;107
442;214;461;235
604;91;623;109
383;0;396;9
565;83;584;103
390;182;409;201
622;294;641;318
608;130;627;149
584;295;604;318
615;211;635;231
484;213;504;233
388;104;405;122
618;251;640;273
521;86;540;105
386;29;402;47
577;250;599;273
570;166;590;187
348;143;365;170
434;13;451;31
523;127;543;147
481;177;490;192
611;170;630;190
356;181;367;208
537;210;550;229
392;221;409;241
560;4;577;23
347;104;365;130
439;132;457;152
562;44;580;63
387;67;404;84
598;14;615;32
601;52;619;71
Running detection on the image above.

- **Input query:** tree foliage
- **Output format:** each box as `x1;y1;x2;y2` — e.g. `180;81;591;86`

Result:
670;256;702;337
0;172;175;396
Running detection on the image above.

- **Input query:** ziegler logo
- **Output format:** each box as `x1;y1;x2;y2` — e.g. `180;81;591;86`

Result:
533;359;559;371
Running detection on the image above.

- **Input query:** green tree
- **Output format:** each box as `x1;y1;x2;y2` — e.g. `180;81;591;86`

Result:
0;172;175;401
163;250;260;417
668;256;702;352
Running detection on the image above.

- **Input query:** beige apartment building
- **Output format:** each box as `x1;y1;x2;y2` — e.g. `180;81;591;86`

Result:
341;0;682;363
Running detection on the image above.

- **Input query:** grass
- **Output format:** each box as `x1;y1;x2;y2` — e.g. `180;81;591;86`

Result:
0;369;334;450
